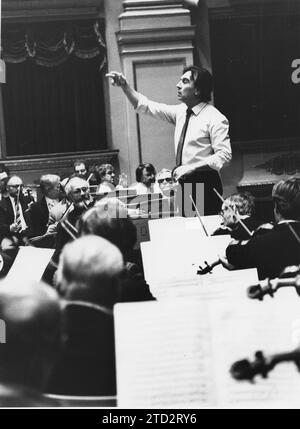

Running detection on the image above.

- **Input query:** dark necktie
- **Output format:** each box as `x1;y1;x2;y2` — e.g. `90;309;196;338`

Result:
14;198;23;233
175;108;193;167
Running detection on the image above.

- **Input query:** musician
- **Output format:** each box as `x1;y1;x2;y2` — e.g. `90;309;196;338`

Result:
155;169;175;196
0;175;33;243
78;203;154;302
226;178;300;280
155;168;177;214
54;177;94;254
47;236;123;395
107;66;231;214
28;174;61;237
213;192;259;240
129;163;156;195
0;280;61;406
94;163;116;194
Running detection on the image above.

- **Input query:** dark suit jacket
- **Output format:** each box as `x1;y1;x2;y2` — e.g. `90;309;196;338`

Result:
47;302;116;396
28;197;49;237
226;222;300;280
0;196;32;239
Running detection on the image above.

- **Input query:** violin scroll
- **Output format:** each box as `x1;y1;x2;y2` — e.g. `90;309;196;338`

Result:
230;351;267;382
197;259;221;275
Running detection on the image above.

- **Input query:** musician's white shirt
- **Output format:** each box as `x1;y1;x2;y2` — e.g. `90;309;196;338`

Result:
9;196;27;230
45;197;59;212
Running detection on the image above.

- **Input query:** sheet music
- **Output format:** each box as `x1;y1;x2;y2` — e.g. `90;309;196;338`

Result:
141;235;232;286
148;269;258;301
115;300;217;408
148;217;185;241
210;296;300;408
115;295;300;409
5;246;54;283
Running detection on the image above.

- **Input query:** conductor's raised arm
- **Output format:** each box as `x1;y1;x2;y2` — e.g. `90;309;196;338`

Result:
106;71;140;109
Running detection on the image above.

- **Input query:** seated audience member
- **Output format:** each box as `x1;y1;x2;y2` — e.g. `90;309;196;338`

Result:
28;174;61;237
0;176;33;244
54;177;94;254
213;192;260;240
130;163;156;194
0;164;10;200
47;236;123;396
94;164;116;194
78;202;154;302
0;280;61;406
226;178;300;280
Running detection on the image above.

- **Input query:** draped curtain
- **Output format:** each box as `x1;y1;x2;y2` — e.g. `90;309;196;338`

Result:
1;20;107;156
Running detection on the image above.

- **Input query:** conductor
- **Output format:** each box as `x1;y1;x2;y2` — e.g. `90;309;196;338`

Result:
107;65;231;215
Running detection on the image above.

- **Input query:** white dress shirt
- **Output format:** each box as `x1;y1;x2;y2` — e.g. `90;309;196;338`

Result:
45;197;59;212
135;94;232;172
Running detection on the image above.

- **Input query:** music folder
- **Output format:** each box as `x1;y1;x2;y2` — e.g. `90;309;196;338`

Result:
114;293;300;408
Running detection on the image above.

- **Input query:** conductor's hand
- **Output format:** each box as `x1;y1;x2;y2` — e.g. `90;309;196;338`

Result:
106;71;128;88
173;165;194;181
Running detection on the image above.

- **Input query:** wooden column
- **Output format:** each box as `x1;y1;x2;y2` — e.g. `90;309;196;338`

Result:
117;0;195;179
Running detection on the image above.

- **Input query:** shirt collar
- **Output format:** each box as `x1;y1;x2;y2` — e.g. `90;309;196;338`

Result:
190;102;208;116
278;220;298;225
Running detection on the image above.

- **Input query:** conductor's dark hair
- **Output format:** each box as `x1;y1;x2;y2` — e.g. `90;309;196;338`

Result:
183;65;213;103
135;163;156;183
272;178;300;220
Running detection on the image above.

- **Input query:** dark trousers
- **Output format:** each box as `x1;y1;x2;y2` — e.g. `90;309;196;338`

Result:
177;169;223;216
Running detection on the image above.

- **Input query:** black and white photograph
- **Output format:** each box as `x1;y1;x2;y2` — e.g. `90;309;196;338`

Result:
0;0;300;412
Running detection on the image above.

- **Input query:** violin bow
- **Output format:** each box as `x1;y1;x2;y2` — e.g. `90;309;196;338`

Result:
287;223;300;246
189;195;209;237
213;188;253;238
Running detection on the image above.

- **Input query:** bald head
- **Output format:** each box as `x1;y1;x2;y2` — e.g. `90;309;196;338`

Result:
7;175;23;198
57;235;124;307
65;177;90;208
0;280;61;389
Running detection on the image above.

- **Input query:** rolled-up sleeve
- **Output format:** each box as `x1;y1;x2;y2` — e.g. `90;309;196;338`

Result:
205;116;232;171
135;93;178;125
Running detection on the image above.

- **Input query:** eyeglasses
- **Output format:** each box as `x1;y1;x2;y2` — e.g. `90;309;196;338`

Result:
158;178;172;184
8;184;23;188
73;187;88;193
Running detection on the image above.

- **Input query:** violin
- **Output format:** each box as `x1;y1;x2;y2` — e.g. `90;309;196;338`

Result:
197;259;221;275
230;348;300;382
60;218;79;241
247;266;300;301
